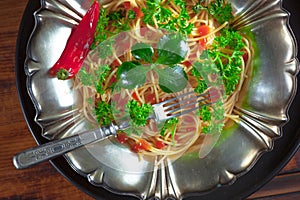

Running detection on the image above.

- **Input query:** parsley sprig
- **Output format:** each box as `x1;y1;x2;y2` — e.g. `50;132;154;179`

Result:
192;51;220;94
91;6;136;50
94;101;114;126
78;64;111;94
193;0;234;24
160;118;179;140
126;100;153;127
201;100;225;134
142;0;193;35
208;29;245;95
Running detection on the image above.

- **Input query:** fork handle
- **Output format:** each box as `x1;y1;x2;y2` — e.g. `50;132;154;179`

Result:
13;125;118;169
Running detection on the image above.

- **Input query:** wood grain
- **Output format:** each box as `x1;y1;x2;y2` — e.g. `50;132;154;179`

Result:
0;0;299;199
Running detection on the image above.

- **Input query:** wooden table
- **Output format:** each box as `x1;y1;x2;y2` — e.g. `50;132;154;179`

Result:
0;0;299;199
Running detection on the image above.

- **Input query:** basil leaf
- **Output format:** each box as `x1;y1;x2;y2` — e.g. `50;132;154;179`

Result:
156;34;189;65
131;43;154;63
156;65;188;93
116;61;147;89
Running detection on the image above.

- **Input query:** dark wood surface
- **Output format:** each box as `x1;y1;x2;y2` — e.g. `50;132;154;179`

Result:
0;0;299;199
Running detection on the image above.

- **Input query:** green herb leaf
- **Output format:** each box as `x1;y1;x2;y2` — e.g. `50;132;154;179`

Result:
193;0;233;25
126;100;153;126
160;118;179;141
208;29;245;95
209;0;233;24
116;61;147;89
128;10;136;19
199;106;211;121
91;8;110;50
131;43;154;63
94;101;114;126
78;68;94;86
174;0;187;8
142;0;172;26
91;6;136;51
191;51;220;94
193;0;206;13
78;64;111;94
156;65;188;93
156;34;189;65
95;64;111;94
142;0;193;34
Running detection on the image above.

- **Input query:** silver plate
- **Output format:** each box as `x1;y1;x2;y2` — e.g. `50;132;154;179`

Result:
25;0;299;199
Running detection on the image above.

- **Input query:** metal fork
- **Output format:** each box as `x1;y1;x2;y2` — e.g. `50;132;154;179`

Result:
151;90;216;122
13;90;217;169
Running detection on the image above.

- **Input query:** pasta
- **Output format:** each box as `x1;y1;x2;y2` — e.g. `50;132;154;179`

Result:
74;0;254;160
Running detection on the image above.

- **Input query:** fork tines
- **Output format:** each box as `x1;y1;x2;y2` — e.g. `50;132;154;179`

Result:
163;90;220;119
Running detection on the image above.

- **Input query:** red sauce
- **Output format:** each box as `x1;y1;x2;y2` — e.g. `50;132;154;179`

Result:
131;91;139;101
198;25;210;50
144;92;156;104
131;139;152;153
243;52;249;63
133;7;144;18
123;2;131;10
117;132;129;144
154;140;165;149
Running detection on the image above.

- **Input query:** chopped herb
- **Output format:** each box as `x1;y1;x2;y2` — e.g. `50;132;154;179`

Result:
193;0;234;25
94;101;114;126
209;0;234;24
142;0;193;35
126;100;153;126
142;0;172;25
91;6;136;51
78;68;94;86
208;29;245;95
108;10;125;21
213;29;245;51
212;100;225;121
78;64;111;94
174;0;186;8
201;100;225;134
192;28;245;95
160;118;179;140
202;121;224;134
191;51;220;94
91;8;110;50
95;65;111;94
128;10;136;19
199;106;211;121
194;79;208;94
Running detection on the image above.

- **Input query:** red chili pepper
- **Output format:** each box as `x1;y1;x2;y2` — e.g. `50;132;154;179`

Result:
49;1;100;80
